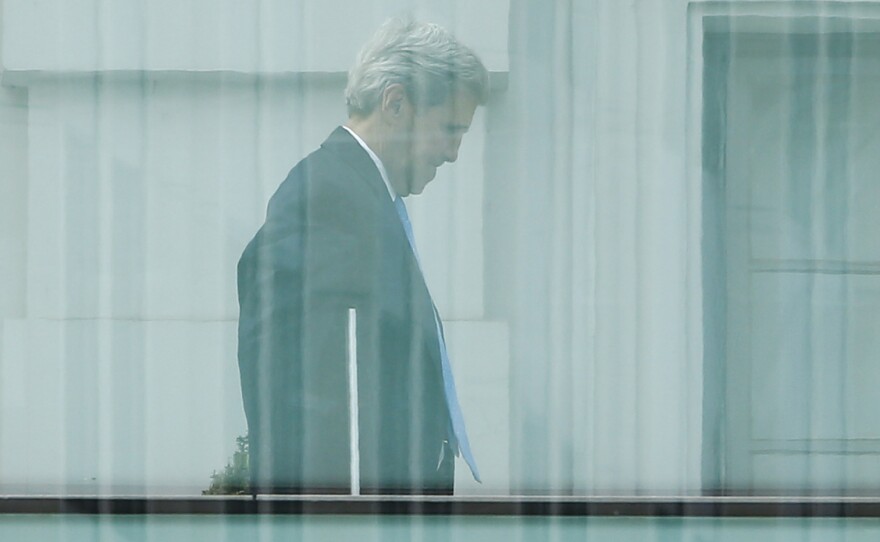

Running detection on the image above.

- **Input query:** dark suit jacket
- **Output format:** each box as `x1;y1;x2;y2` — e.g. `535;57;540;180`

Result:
237;127;454;494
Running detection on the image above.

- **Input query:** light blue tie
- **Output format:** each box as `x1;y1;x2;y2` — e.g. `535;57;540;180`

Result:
393;196;481;482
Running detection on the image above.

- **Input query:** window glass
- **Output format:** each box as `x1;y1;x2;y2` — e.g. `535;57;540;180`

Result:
0;0;878;500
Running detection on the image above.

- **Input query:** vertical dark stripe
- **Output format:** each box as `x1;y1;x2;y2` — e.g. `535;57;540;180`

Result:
700;25;731;494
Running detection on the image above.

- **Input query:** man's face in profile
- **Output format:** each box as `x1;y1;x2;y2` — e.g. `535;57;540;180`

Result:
390;89;479;196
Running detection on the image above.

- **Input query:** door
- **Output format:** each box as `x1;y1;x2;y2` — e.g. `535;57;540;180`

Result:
719;32;880;493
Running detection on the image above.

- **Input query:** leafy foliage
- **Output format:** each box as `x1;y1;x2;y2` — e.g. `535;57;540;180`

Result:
203;435;250;495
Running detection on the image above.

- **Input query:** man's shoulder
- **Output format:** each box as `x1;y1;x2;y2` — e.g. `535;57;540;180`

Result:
266;141;345;202
281;129;380;196
284;141;343;184
262;130;386;229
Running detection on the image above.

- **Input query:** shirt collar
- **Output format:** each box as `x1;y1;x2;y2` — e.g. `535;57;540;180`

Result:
341;125;397;201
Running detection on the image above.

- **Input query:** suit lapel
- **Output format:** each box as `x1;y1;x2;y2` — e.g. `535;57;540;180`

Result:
321;127;429;286
321;127;442;353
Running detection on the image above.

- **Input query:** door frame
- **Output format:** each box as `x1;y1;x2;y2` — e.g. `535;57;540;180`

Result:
687;0;880;494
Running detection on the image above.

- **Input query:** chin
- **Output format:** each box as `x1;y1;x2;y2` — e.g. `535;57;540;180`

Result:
408;176;433;196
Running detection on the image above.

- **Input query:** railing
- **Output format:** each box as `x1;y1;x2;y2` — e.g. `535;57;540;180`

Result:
2;496;879;517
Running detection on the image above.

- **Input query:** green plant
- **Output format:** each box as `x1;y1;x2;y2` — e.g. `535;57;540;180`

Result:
203;435;250;495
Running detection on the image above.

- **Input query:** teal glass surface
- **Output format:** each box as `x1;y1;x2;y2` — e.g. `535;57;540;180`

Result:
1;515;880;542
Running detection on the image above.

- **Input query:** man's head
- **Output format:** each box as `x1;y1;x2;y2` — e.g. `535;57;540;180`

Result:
345;19;489;196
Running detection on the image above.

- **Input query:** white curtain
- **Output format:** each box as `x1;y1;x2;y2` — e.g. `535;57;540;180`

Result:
491;0;698;494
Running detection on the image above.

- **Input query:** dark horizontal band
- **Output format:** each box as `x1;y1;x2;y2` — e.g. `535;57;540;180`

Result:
2;496;880;517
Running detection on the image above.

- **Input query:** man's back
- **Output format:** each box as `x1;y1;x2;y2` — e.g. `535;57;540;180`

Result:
237;128;453;494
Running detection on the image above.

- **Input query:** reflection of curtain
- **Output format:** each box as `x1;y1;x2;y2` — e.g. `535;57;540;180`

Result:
14;0;879;498
494;0;588;494
500;0;879;496
490;0;699;494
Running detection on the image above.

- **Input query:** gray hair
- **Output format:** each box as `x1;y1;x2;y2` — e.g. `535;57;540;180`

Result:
345;18;490;117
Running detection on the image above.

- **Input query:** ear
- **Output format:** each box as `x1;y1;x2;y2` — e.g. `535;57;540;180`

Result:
380;83;409;120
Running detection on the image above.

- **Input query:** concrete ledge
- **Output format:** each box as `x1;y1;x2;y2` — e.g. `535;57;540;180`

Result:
2;0;509;76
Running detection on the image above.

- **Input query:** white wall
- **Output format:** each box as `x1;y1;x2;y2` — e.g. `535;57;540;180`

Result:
3;76;349;493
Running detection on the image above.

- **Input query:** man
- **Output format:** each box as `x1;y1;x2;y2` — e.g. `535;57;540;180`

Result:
237;19;488;495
